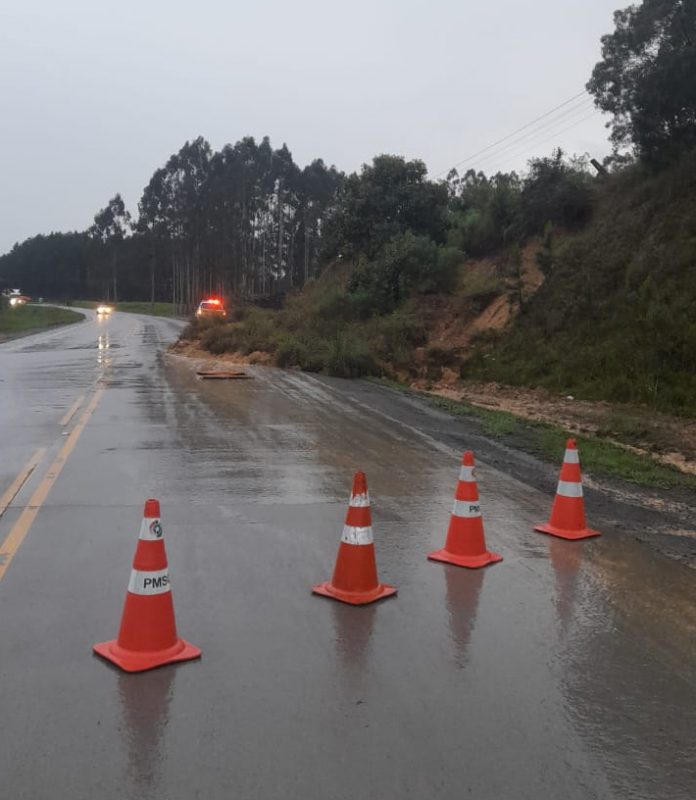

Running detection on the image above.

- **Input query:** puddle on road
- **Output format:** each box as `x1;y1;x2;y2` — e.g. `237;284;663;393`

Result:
117;668;175;792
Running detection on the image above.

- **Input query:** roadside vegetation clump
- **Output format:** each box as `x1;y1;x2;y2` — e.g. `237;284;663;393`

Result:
180;270;429;378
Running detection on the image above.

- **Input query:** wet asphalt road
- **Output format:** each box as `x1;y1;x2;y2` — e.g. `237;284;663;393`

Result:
1;310;696;800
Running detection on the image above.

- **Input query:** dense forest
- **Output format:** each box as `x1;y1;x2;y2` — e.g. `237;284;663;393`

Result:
0;137;343;309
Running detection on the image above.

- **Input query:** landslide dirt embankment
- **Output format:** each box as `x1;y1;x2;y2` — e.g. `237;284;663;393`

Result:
401;240;544;363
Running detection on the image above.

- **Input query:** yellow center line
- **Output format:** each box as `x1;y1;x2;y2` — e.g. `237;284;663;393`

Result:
59;394;85;427
0;388;105;582
0;447;47;519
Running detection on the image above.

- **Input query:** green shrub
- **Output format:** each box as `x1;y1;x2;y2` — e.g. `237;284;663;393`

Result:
348;232;462;312
200;324;243;355
326;336;379;378
521;150;594;234
297;340;329;372
275;337;307;368
180;316;224;341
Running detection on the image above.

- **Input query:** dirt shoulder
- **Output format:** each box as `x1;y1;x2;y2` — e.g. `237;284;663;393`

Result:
417;379;696;477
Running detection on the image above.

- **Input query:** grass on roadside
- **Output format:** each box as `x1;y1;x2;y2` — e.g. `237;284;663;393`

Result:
0;305;84;337
374;379;696;491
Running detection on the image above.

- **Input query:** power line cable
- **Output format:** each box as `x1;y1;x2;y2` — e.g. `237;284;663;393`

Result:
432;89;593;178
480;111;601;174
456;98;595;173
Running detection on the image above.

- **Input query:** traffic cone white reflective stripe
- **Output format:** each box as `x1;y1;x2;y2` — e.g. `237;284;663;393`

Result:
341;525;374;545
451;499;482;518
563;448;580;464
349;491;370;507
459;465;476;481
556;480;583;498
127;568;171;596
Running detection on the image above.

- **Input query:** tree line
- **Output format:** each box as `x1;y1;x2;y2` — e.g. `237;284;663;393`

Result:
0;136;343;311
1;0;694;310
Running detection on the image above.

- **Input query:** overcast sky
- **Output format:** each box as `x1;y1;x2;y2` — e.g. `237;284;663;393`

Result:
0;0;621;255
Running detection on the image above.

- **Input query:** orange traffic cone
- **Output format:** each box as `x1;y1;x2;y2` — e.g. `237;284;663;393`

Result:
428;451;502;568
534;439;601;540
94;499;201;672
313;472;396;605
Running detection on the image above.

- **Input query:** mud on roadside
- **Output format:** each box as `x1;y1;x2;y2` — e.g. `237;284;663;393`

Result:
168;338;272;366
416;379;696;477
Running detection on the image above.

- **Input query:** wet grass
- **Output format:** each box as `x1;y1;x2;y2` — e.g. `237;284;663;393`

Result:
373;379;696;491
0;305;84;337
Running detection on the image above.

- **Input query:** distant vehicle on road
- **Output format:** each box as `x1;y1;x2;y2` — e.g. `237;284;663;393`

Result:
96;304;113;315
3;289;30;307
196;298;227;319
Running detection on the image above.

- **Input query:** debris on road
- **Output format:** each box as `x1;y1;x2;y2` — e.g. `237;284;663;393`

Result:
196;369;252;380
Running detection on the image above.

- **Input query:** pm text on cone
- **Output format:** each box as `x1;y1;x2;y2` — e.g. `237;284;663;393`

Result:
313;472;396;605
534;439;601;541
94;498;201;672
428;451;502;569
